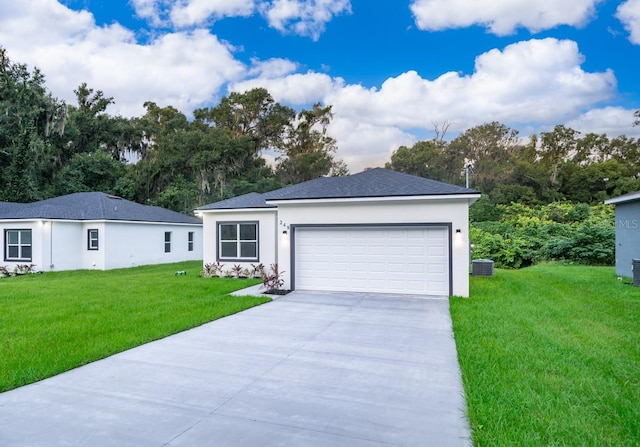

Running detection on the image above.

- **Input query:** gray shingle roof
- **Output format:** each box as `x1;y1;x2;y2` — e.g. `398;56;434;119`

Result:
264;168;478;201
0;192;201;224
196;192;275;211
0;202;21;213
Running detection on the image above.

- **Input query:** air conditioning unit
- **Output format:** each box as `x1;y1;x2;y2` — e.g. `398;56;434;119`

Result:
472;259;494;277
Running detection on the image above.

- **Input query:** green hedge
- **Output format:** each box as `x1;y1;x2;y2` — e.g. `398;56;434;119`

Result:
470;202;614;268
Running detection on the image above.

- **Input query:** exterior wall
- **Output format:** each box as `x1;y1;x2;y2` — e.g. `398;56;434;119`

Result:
275;198;472;297
1;220;202;272
81;222;107;270
103;222;202;270
48;221;84;271
614;202;640;278
201;209;277;272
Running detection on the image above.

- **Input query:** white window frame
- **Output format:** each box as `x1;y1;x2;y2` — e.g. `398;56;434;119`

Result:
5;229;32;262
217;222;258;261
188;231;194;252
164;231;172;253
87;229;99;250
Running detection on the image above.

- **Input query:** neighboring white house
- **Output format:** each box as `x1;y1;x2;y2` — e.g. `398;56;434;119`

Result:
0;192;203;272
197;168;480;297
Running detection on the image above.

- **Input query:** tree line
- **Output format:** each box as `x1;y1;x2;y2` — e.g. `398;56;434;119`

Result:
386;120;640;206
0;48;346;214
2;46;640;216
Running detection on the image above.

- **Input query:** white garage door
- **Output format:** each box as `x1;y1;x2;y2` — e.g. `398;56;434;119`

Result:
294;226;449;296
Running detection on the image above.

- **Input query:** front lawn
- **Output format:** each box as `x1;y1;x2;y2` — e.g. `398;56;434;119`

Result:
451;264;640;446
0;261;268;393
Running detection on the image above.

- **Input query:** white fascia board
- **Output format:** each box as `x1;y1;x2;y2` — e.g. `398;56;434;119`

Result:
266;193;481;206
0;218;202;226
605;191;640;205
113;220;202;227
196;208;276;214
0;219;40;223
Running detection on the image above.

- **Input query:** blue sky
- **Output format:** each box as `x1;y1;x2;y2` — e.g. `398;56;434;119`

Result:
1;0;639;170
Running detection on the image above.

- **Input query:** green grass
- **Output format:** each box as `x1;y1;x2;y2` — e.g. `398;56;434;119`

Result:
0;261;268;393
451;264;640;446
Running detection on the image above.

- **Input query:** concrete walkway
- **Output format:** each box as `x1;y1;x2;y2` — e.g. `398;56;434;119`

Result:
0;291;471;446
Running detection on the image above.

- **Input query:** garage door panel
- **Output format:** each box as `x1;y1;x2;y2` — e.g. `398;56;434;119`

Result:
295;226;449;296
429;245;446;255
388;246;405;256
406;263;426;274
387;262;406;273
368;246;386;256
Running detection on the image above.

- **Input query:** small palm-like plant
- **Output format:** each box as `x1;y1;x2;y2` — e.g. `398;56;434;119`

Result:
261;263;285;292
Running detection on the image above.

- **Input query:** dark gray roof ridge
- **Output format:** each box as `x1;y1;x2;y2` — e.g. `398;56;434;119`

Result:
263;168;479;201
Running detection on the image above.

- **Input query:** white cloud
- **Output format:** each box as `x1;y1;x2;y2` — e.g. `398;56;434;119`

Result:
325;39;616;133
329;118;417;172
131;0;255;27
565;107;640;137
0;0;97;44
130;0;349;39
259;0;352;40
246;58;299;78
130;0;170;27
0;1;245;116
170;0;255;27
410;0;602;35
230;38;618;170
616;0;640;44
231;71;342;104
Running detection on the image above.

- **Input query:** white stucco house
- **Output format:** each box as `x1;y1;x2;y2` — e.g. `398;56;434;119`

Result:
0;192;202;272
197;168;480;297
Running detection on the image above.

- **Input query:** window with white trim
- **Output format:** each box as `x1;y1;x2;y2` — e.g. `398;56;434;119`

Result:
164;232;171;253
87;229;99;250
188;231;194;252
5;229;32;261
218;222;258;261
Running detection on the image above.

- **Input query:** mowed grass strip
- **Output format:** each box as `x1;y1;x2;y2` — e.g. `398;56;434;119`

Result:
0;261;268;393
450;264;640;446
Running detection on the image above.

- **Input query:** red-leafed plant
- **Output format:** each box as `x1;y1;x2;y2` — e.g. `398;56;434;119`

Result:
261;263;285;293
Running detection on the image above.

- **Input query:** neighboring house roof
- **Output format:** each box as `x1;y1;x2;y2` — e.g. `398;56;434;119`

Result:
605;190;640;205
0;192;201;224
0;202;21;213
264;168;479;201
196;192;275;211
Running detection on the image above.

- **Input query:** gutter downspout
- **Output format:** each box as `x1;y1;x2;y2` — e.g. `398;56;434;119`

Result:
274;211;279;262
49;221;54;270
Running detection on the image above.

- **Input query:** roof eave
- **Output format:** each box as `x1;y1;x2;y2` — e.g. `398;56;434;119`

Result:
266;193;482;206
0;217;202;225
196;207;277;214
605;191;640;205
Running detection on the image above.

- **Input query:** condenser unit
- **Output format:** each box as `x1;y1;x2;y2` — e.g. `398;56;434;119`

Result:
472;259;494;277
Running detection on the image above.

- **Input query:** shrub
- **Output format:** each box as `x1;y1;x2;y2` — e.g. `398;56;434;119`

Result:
201;261;224;277
261;264;285;292
470;202;614;268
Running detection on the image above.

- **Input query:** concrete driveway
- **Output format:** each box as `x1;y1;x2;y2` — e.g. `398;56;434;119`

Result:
0;291;471;446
